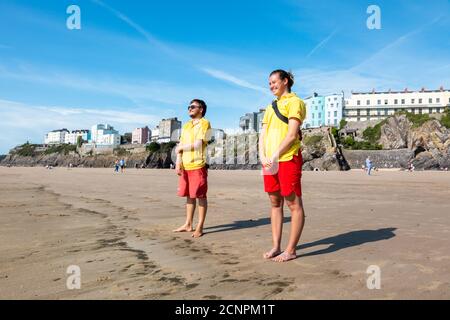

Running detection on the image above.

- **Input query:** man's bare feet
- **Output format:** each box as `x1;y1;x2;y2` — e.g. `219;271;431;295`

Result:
271;251;297;262
173;224;193;232
263;248;282;259
192;230;204;238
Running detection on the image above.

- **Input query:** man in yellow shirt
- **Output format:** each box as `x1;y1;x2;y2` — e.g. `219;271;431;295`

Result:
259;69;307;262
173;99;211;238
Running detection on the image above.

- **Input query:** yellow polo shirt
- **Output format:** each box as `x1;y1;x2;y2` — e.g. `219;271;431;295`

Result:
180;118;211;170
262;93;306;162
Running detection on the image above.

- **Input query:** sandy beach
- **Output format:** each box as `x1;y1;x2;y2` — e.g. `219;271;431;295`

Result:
0;167;449;299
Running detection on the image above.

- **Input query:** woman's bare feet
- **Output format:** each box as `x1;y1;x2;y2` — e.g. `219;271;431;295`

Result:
271;251;297;262
263;248;282;259
173;224;193;232
192;230;204;238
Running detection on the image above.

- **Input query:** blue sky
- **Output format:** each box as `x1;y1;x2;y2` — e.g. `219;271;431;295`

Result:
0;0;449;153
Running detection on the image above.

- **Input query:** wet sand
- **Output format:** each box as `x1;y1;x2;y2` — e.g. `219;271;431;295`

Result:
0;167;449;299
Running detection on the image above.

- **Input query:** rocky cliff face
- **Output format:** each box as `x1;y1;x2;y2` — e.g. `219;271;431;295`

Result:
1;129;345;171
378;115;450;170
379;115;412;149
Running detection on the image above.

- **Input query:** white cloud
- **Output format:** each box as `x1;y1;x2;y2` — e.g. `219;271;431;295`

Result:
201;67;269;94
306;29;338;58
0;99;160;154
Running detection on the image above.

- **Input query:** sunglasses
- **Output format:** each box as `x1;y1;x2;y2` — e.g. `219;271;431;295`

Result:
188;105;200;110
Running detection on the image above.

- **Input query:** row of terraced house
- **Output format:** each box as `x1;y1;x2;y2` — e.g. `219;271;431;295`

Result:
239;86;450;132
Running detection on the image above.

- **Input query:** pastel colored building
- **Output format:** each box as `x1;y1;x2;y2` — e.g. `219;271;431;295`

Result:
132;126;151;144
303;93;325;128
90;124;121;146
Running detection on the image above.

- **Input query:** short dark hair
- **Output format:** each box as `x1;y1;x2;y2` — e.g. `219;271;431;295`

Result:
270;69;295;92
190;99;207;117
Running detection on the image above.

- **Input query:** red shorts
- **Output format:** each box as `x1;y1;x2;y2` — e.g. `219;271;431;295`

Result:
177;167;208;199
263;154;302;197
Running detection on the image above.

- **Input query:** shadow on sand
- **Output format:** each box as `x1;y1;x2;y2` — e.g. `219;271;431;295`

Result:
205;219;396;257
204;217;291;234
297;228;397;257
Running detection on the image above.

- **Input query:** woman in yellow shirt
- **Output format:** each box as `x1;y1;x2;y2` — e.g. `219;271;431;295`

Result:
259;69;307;262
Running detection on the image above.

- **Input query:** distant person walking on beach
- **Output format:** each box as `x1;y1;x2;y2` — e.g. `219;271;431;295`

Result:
119;158;125;173
366;156;372;175
259;69;307;262
173;99;211;238
114;159;120;173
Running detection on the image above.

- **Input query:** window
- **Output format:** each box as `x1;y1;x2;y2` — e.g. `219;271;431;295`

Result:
377;100;381;105
334;97;337;101
312;113;315;119
357;100;361;106
331;103;334;107
419;109;422;115
315;106;318;111
429;98;432;103
328;112;330;118
318;113;322;118
377;110;381;116
334;111;337;117
357;110;360;116
367;100;370;105
411;99;415;104
384;109;388;115
429;108;432;113
334;119;337;126
419;98;422;104
384;100;388;105
394;99;398;104
401;99;405;104
437;98;440;103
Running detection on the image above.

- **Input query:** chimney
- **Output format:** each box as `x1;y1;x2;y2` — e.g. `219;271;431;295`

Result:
440;86;444;91
421;87;425;92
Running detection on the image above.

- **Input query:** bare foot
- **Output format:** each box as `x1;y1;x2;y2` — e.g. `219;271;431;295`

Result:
263;248;282;259
192;230;204;238
271;251;297;262
173;225;193;232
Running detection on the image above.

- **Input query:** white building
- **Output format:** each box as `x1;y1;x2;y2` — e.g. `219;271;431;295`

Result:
324;93;344;127
44;129;69;145
64;130;90;145
344;87;450;122
150;126;159;142
90;124;121;146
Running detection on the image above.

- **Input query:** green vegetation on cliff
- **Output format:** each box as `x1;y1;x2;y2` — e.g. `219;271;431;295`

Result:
14;143;38;157
440;108;450;129
44;144;77;155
